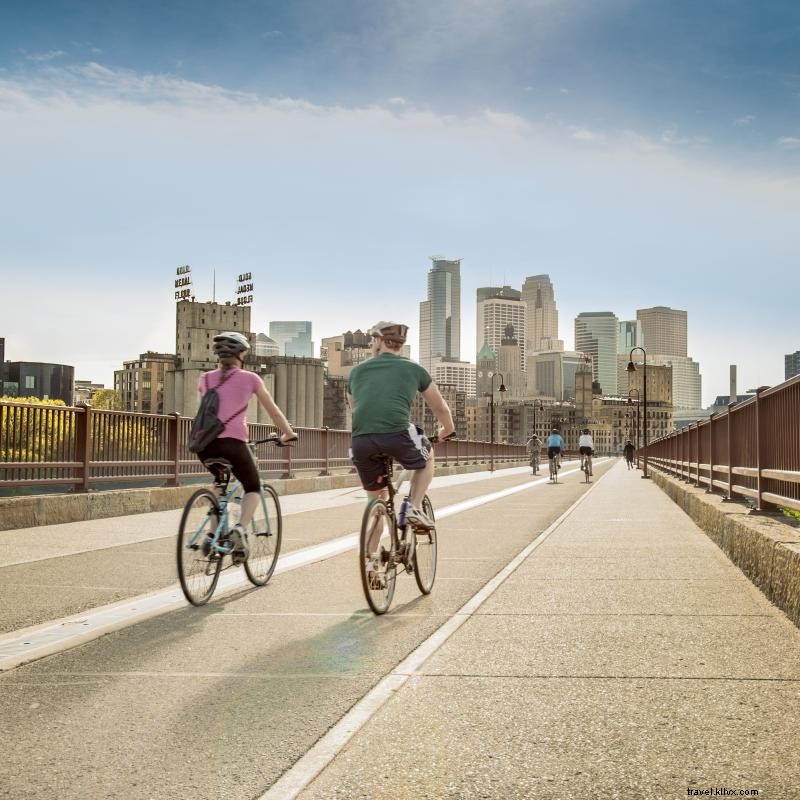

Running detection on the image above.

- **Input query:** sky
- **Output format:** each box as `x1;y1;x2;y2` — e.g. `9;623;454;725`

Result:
1;0;798;407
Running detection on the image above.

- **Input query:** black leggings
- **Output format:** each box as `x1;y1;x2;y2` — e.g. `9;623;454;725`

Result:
197;437;261;493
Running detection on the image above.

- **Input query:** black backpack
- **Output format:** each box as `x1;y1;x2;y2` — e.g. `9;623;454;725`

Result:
187;370;248;454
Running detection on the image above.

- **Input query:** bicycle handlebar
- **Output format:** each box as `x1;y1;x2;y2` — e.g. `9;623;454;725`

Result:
429;433;456;444
250;435;298;448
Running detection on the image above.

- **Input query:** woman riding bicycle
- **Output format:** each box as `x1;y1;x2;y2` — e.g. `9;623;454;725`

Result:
578;428;594;476
195;331;297;560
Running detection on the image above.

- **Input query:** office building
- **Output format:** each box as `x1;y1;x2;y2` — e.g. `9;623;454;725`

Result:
73;380;105;406
574;312;620;396
496;324;527;399
636;306;687;357
323;330;411;379
3;362;74;405
419;257;461;371
270;321;313;358
255;333;280;357
521;274;564;353
429;358;476;397
618;320;643;354
476;286;526;372
786;351;800;380
619;354;701;412
114;352;175;414
529;350;588;402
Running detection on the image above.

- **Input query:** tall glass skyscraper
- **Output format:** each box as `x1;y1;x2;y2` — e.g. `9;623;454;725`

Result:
574;312;620;396
419;257;461;371
269;321;313;358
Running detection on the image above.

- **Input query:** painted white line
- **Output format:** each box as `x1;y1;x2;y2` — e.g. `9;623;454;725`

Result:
0;461;603;672
258;468;605;800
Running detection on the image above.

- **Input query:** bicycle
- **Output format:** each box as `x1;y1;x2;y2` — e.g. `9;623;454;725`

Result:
581;452;592;483
548;451;561;484
177;435;288;606
359;434;452;615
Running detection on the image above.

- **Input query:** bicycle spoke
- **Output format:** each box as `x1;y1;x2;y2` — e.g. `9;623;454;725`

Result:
244;484;282;586
359;500;396;614
413;496;437;595
177;489;222;606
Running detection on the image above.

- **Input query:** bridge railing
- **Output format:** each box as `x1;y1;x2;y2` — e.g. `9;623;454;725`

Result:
0;402;529;492
641;374;800;513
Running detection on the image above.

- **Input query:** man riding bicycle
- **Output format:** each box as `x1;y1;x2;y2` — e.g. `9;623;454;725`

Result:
578;428;594;476
347;321;455;530
546;428;565;471
526;433;542;475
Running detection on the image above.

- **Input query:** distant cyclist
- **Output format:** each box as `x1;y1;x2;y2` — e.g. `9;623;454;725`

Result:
546;428;565;471
196;332;297;561
526;433;542;475
623;440;635;470
347;321;455;530
578;428;594;476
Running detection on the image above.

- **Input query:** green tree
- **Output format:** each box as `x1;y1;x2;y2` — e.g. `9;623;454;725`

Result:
90;389;123;410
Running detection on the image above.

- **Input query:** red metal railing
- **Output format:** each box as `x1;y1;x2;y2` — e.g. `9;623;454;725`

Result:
641;374;800;513
0;402;529;492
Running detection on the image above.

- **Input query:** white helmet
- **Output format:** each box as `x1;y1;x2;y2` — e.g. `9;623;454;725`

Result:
212;331;250;359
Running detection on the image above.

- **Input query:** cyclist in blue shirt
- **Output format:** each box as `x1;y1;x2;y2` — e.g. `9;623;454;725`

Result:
547;428;565;470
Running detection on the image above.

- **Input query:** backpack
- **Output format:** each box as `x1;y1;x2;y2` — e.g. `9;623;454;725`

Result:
187;370;248;454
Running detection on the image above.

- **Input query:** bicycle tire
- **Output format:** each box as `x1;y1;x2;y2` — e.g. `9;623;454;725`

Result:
244;483;282;586
359;499;396;615
412;495;437;595
177;488;223;606
549;459;557;483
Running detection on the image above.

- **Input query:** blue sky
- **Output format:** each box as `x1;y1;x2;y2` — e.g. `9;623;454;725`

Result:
1;0;798;406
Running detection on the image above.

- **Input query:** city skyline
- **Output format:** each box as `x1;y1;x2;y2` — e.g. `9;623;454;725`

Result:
1;2;798;407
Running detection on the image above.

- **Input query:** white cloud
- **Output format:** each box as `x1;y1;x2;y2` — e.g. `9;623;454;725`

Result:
735;115;755;126
569;127;604;143
25;50;67;62
777;136;800;150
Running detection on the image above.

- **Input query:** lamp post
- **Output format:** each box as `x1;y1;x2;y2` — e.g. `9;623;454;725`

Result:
532;398;543;440
627;388;641;468
488;372;507;472
627;347;649;478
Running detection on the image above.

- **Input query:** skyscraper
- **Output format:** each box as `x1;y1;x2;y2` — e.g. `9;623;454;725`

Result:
476;286;525;371
574;312;620;396
521;275;564;354
786;351;800;380
270;321;313;358
636;306;687;357
618;320;643;354
419;257;461;371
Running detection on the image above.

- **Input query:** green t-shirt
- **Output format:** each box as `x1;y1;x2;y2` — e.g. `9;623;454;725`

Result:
348;353;432;435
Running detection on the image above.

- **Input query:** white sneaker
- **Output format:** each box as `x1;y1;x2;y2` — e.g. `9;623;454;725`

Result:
406;504;434;530
230;523;249;561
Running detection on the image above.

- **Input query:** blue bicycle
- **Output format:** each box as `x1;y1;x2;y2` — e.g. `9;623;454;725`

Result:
177;436;285;606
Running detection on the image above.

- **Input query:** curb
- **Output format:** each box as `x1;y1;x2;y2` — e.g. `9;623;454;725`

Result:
650;467;800;628
0;460;529;531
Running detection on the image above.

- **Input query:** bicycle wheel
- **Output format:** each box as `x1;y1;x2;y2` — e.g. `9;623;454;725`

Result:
177;489;223;606
244;484;282;586
549;458;556;482
359;499;396;615
413;495;437;595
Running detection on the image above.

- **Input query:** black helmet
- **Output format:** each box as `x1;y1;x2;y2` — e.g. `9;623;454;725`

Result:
213;331;250;359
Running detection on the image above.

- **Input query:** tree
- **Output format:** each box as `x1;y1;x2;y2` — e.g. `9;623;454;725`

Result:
90;389;123;410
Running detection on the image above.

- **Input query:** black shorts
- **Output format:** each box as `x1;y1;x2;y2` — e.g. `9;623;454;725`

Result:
579;446;593;456
547;446;562;459
351;430;431;491
197;437;261;493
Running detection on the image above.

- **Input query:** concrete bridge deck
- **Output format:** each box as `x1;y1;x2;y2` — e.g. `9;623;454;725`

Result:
2;460;798;799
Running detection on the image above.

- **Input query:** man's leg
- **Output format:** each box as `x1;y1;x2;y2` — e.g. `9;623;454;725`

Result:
409;454;434;509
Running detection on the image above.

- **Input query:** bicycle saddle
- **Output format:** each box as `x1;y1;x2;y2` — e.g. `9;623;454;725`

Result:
203;458;233;470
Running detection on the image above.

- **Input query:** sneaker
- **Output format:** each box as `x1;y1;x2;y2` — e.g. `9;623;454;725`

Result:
229;523;249;563
406;504;434;530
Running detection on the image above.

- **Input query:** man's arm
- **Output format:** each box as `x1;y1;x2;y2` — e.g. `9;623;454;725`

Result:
421;383;456;439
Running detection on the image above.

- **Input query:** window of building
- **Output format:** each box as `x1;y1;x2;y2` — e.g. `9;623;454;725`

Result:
25;375;35;389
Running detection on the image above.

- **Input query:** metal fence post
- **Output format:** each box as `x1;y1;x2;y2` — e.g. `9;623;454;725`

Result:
695;421;701;487
723;403;735;502
167;413;180;487
320;426;330;476
754;389;774;513
706;414;715;493
74;402;92;492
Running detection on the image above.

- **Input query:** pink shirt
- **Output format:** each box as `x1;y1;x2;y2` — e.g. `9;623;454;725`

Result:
198;368;263;442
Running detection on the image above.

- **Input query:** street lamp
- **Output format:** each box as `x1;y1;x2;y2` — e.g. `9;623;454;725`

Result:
531;398;543;440
627;388;640;468
627;347;649;478
488;372;507;472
